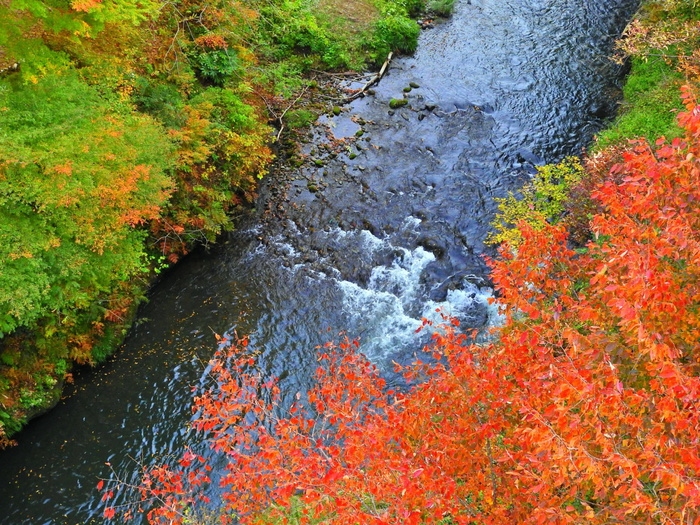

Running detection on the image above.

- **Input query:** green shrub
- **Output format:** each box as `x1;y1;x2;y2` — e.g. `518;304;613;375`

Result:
0;72;173;336
191;48;242;86
369;14;420;59
133;78;186;128
488;157;585;247
399;0;426;17
427;0;456;16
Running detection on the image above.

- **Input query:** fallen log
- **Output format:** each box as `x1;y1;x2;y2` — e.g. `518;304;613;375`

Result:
342;52;393;103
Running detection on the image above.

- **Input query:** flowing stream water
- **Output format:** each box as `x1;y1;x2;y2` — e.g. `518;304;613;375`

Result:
0;0;639;522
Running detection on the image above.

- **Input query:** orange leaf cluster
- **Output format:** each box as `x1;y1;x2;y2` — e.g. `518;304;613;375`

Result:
70;0;103;13
194;34;229;50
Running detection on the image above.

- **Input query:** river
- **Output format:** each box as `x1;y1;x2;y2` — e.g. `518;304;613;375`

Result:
0;0;638;522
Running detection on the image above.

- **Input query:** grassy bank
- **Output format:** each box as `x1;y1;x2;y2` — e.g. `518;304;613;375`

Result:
595;0;700;147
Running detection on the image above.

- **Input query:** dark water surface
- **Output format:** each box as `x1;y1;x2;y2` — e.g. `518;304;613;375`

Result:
0;0;638;522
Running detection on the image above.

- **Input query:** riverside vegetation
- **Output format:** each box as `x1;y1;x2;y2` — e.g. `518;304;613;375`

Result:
0;0;453;445
93;0;700;523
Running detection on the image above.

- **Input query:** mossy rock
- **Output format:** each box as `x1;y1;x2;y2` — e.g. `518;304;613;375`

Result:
286;109;316;130
389;98;408;109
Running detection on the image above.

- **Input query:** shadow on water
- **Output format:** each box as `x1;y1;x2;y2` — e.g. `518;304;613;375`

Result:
0;0;639;522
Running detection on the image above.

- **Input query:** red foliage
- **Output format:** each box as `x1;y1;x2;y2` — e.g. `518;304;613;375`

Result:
195;34;229;50
103;91;700;523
